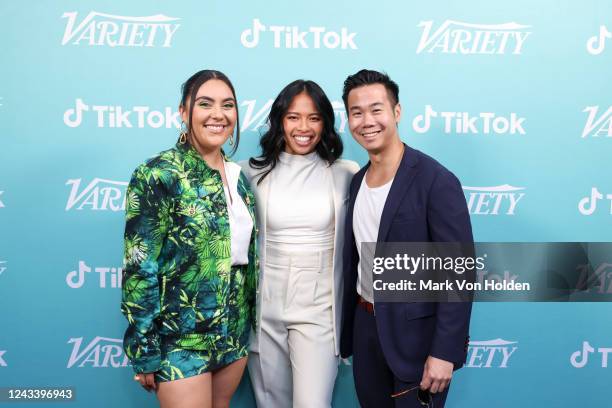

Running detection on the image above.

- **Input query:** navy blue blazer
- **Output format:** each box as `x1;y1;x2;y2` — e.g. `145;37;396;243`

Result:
340;143;474;382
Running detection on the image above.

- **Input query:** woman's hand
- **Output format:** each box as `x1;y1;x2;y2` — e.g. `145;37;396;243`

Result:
134;373;158;392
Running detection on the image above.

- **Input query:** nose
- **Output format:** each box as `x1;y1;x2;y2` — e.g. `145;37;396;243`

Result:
297;117;309;131
210;105;223;120
362;112;376;127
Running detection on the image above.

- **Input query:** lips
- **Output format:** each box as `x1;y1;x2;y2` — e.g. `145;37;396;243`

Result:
292;134;314;146
360;129;381;140
204;124;226;134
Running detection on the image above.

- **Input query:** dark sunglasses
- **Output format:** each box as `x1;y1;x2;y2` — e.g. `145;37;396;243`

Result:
391;384;433;407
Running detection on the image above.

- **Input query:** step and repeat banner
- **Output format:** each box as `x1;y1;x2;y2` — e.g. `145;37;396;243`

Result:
1;1;611;406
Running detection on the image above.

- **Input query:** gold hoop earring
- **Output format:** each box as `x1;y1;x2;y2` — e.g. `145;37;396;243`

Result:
179;122;188;144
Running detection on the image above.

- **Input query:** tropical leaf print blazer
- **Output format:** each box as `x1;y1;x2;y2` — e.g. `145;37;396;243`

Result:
121;142;259;374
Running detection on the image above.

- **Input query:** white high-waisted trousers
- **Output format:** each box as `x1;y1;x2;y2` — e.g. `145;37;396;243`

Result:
248;245;338;408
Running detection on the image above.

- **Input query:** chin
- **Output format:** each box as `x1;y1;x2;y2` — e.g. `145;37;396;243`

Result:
289;145;315;155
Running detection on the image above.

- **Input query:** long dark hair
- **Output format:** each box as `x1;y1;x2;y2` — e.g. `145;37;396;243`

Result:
249;80;343;184
180;70;240;156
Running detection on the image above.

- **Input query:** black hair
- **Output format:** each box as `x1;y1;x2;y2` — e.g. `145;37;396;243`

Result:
341;69;400;112
180;69;240;156
249;79;343;184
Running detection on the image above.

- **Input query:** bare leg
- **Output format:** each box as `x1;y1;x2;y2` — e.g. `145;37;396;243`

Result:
212;357;248;408
157;372;212;408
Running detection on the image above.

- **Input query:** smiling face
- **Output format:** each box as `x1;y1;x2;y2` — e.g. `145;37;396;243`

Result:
282;92;323;155
346;83;401;154
180;79;237;153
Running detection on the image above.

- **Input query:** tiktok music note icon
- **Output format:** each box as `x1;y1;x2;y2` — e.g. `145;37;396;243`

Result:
586;25;612;55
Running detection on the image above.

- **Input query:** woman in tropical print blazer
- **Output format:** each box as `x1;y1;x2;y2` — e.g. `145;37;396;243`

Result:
121;70;258;408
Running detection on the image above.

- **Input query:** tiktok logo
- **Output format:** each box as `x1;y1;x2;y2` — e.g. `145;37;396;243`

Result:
571;341;612;368
412;105;526;135
63;98;89;128
586;25;612;55
0;350;7;367
578;188;612;216
66;261;123;288
0;260;6;276
240;18;266;48
240;18;357;50
63;99;181;129
0;190;4;208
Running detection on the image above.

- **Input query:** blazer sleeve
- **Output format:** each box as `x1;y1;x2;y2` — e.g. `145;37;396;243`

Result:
121;165;170;374
426;169;474;364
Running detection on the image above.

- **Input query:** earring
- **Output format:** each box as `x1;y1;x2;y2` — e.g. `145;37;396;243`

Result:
179;122;188;144
229;133;234;146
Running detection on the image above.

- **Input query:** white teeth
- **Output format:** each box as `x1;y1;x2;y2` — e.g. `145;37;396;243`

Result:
362;130;380;137
294;136;311;143
205;125;224;133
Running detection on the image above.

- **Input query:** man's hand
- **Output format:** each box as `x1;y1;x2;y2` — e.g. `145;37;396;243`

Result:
420;356;453;393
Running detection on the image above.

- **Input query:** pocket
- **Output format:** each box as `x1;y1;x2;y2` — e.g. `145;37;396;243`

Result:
158;275;182;335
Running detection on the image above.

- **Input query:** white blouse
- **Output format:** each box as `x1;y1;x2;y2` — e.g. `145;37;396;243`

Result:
223;161;254;265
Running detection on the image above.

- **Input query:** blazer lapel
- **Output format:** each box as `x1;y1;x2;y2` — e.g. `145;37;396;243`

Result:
254;169;271;243
347;164;369;236
376;144;419;242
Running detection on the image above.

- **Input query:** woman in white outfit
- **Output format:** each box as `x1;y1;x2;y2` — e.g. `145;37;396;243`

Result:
240;80;358;408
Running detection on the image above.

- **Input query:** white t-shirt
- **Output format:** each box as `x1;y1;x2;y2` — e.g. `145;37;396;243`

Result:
353;173;393;303
223;161;254;265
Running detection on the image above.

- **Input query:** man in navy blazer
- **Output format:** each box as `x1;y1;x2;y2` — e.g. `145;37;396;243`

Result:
340;69;473;407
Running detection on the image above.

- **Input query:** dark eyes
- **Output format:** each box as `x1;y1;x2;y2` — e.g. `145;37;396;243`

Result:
286;115;321;121
197;102;235;109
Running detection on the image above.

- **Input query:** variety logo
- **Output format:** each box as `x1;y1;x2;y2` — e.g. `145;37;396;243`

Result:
571;341;612;368
578;188;612;216
581;106;612;138
416;20;531;54
0;260;6;276
0;350;6;367
463;185;526;215
67;261;122;289
61;11;180;47
240;18;357;49
65;178;127;211
576;263;612;294
0;190;4;208
240;99;273;132
63;99;181;129
67;337;128;368
466;338;518;368
412;105;526;135
586;25;612;55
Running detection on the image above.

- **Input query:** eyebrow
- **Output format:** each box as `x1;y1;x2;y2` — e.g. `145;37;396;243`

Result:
285;111;321;116
194;96;236;103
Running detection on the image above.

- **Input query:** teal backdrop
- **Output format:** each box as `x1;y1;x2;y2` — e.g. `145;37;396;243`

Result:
1;0;611;406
